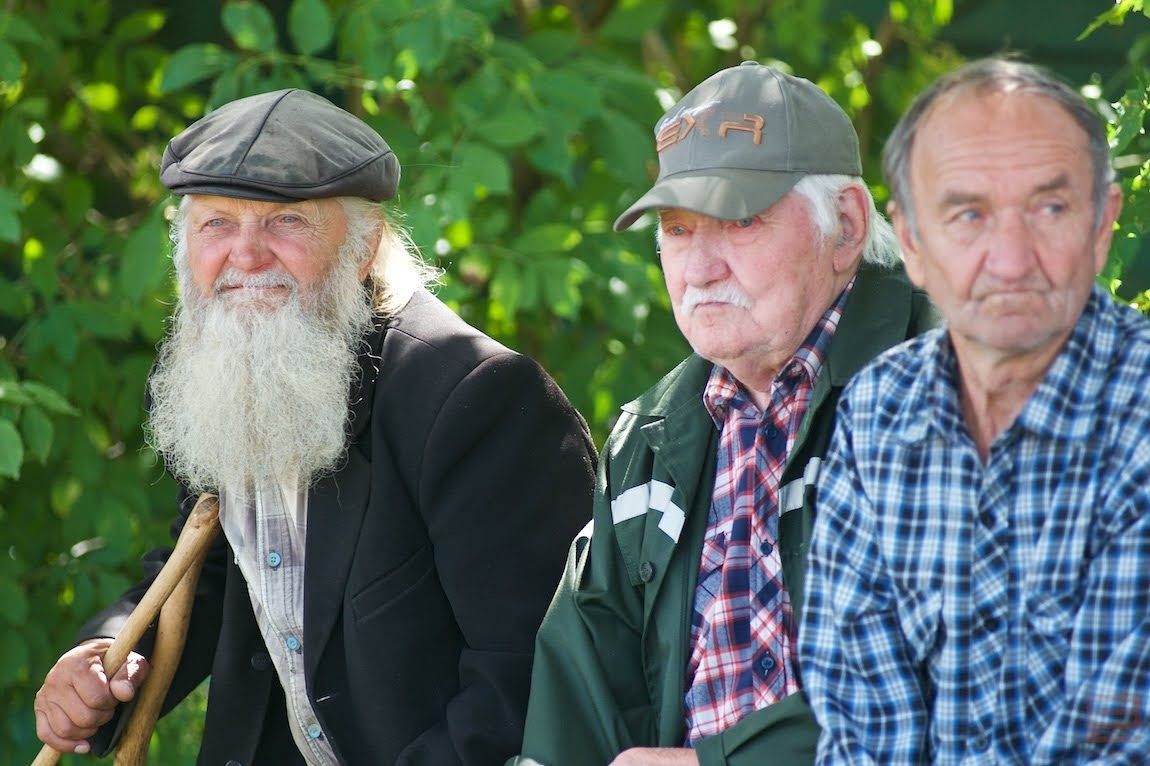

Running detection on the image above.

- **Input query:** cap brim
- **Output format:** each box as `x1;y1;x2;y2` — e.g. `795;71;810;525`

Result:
167;183;306;203
613;168;808;232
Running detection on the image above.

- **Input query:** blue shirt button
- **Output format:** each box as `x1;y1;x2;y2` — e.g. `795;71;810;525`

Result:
286;635;301;652
267;551;282;568
760;654;775;670
306;723;322;739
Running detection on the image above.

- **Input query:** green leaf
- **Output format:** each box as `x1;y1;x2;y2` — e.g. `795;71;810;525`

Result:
288;0;334;55
222;0;279;53
598;0;668;43
1110;85;1150;157
593;108;655;185
112;10;165;43
0;275;31;318
0;629;28;686
0;40;21;86
535;71;603;121
21;381;77;415
0;12;45;45
0;185;22;243
539;257;589;320
0;571;29;624
161;43;237;92
0;381;33;406
21;405;54;464
451;142;512;197
119;208;171;302
68;301;133;341
396;10;445;71
512;224;583;255
0;417;23;479
472;105;540;148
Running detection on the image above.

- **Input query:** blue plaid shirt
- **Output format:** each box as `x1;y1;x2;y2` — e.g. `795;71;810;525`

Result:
799;285;1150;765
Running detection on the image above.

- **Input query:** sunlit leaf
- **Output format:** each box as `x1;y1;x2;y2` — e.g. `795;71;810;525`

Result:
112;10;165;43
1110;84;1150;156
222;0;278;53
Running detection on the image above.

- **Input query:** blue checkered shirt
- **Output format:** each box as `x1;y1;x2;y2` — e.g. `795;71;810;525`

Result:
799;285;1150;765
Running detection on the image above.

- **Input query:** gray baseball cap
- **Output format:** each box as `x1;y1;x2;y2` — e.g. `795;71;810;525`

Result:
614;61;862;231
160;89;400;203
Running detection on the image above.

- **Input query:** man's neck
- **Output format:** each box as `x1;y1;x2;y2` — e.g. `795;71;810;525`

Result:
954;338;1065;462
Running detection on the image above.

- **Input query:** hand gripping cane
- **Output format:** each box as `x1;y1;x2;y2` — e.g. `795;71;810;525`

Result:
32;493;221;766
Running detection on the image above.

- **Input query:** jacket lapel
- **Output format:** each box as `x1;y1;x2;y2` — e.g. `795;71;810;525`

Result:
302;315;386;680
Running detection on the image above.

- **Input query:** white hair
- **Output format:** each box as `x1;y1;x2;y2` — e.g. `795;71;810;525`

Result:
791;174;902;268
652;175;902;268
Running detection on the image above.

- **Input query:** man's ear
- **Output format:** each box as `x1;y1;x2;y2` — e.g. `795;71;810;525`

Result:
832;184;868;273
1092;182;1124;276
357;235;381;282
889;200;925;288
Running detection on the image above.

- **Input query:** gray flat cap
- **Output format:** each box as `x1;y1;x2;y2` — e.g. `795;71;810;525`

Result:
160;89;400;203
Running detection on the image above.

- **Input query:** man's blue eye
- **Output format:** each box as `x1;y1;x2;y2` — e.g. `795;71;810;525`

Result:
735;217;754;228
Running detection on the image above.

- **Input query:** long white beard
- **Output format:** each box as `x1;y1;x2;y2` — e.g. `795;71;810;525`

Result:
146;250;374;492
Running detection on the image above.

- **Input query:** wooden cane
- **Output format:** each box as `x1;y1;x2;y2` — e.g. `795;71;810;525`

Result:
32;494;221;766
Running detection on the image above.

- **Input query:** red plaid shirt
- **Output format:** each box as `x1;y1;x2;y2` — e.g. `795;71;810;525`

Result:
683;282;851;744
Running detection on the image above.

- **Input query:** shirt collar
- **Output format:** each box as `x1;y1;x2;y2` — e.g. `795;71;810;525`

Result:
703;278;854;425
904;284;1119;446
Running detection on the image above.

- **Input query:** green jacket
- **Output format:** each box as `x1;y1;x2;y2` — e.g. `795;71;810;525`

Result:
510;264;940;766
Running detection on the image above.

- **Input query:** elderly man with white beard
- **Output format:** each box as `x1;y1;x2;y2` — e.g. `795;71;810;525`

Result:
33;89;597;766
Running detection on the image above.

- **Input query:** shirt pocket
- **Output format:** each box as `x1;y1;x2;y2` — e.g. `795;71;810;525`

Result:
841;588;942;670
350;544;436;625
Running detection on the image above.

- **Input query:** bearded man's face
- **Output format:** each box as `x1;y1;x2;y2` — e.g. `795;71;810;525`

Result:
145;195;376;493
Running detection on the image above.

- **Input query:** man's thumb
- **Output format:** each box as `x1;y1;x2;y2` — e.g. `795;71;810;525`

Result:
108;652;150;703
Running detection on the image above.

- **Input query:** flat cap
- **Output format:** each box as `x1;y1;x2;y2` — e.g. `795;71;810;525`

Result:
160;89;400;203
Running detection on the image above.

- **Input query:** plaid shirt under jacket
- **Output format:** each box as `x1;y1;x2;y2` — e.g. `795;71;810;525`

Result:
800;285;1150;765
683;284;849;744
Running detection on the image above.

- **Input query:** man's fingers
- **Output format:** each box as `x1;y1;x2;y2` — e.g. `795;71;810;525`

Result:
33;691;96;753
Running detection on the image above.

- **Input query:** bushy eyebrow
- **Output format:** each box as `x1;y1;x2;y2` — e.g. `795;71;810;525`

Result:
939;172;1071;210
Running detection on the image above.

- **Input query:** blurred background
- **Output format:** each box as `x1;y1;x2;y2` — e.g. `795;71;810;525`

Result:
2;1;1148;762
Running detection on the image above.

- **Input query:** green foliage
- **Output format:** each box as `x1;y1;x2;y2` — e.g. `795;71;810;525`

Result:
1;1;1145;764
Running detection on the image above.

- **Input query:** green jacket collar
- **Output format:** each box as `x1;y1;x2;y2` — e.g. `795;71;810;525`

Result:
622;262;920;419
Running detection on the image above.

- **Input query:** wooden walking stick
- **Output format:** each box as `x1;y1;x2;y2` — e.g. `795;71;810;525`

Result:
32;494;221;766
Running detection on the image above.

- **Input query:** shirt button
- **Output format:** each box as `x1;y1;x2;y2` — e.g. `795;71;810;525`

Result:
250;651;271;671
266;551;282;568
225;761;243;766
759;541;774;556
286;636;301;652
306;723;323;739
638;561;655;583
760;654;775;670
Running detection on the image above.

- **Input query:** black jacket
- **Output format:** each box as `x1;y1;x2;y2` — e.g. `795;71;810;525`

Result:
84;289;597;765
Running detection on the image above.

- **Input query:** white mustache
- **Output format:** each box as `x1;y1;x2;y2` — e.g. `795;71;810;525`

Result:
214;268;297;292
680;283;753;313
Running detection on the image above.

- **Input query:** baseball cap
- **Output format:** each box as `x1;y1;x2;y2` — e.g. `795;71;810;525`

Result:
614;61;862;231
160;89;400;203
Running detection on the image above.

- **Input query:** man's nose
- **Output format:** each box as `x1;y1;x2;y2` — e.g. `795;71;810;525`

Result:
682;235;729;286
227;224;274;272
984;210;1038;280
